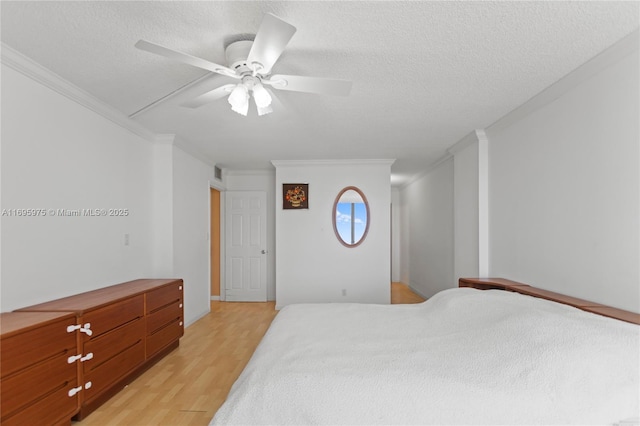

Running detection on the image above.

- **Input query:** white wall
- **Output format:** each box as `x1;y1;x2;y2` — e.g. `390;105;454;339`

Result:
398;34;639;313
172;144;216;325
225;170;276;300
487;41;639;312
273;160;393;308
449;130;490;281
1;60;215;324
1;63;154;310
399;159;455;298
452;140;479;281
152;141;175;277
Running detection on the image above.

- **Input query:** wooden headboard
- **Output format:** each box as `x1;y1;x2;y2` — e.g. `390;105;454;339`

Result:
459;278;640;325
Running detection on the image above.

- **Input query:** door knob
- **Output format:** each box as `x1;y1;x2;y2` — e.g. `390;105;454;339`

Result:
261;249;267;254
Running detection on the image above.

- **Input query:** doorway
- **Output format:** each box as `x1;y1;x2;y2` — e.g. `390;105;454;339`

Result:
224;190;268;302
210;187;221;300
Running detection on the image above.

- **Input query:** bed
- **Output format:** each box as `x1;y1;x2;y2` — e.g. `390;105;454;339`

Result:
210;278;640;425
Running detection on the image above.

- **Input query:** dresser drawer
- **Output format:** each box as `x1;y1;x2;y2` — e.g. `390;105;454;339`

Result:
83;295;144;339
147;300;182;335
147;318;183;357
1;315;76;378
1;350;77;421
146;281;182;313
1;378;78;426
83;317;145;374
83;339;145;403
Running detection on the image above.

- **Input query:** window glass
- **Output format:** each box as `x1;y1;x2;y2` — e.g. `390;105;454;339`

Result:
333;187;369;247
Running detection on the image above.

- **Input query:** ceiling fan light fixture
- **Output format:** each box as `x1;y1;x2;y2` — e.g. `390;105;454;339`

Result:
228;84;249;116
228;84;248;106
257;104;273;116
231;100;249;116
252;83;272;109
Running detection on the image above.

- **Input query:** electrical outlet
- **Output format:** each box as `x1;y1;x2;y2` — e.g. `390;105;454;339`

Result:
124;233;130;246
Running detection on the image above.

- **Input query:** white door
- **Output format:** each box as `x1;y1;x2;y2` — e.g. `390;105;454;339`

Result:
225;191;267;301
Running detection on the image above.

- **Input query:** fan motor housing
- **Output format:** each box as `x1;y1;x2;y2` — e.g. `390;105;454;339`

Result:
225;40;254;73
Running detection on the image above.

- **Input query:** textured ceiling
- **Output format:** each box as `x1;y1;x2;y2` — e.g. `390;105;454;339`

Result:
1;1;638;185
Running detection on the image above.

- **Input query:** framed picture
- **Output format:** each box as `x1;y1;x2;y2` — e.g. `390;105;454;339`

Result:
283;183;309;209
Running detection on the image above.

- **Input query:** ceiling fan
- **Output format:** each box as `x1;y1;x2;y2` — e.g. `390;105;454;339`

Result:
135;13;352;117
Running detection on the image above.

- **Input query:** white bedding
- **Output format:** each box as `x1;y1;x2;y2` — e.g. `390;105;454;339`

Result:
210;288;640;425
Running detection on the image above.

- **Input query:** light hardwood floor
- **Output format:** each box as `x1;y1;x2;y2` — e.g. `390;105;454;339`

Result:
77;283;424;425
391;282;426;304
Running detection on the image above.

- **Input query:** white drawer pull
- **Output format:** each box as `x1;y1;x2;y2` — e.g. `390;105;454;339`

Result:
178;285;183;290
80;323;93;336
80;353;94;362
67;354;82;364
179;321;183;326
67;324;80;333
68;386;82;397
85;381;92;389
67;323;93;336
179;303;183;308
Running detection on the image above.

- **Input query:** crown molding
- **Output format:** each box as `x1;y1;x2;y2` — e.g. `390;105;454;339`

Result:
154;134;176;145
403;127;490;188
271;159;395;168
173;139;216;168
225;169;275;176
402;128;489;189
400;153;454;190
3;43;218;171
153;134;217;172
1;42;156;142
447;129;487;156
487;29;639;135
476;129;488;145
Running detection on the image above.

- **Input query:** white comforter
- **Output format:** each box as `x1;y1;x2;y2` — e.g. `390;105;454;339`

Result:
210;288;640;425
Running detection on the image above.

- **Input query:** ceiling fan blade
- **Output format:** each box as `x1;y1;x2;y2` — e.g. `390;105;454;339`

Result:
180;84;236;108
135;40;239;78
266;87;302;119
268;74;352;96
246;13;296;74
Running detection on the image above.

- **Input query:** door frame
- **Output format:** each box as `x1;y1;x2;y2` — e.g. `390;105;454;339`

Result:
210;181;226;301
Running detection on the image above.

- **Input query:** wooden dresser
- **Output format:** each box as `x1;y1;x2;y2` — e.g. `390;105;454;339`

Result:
0;311;80;426
4;278;184;423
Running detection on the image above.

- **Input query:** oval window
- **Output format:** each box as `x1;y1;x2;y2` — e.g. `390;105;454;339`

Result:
332;186;370;247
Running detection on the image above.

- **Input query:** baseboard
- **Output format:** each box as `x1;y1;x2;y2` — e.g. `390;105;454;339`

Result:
210;296;220;301
408;284;429;300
